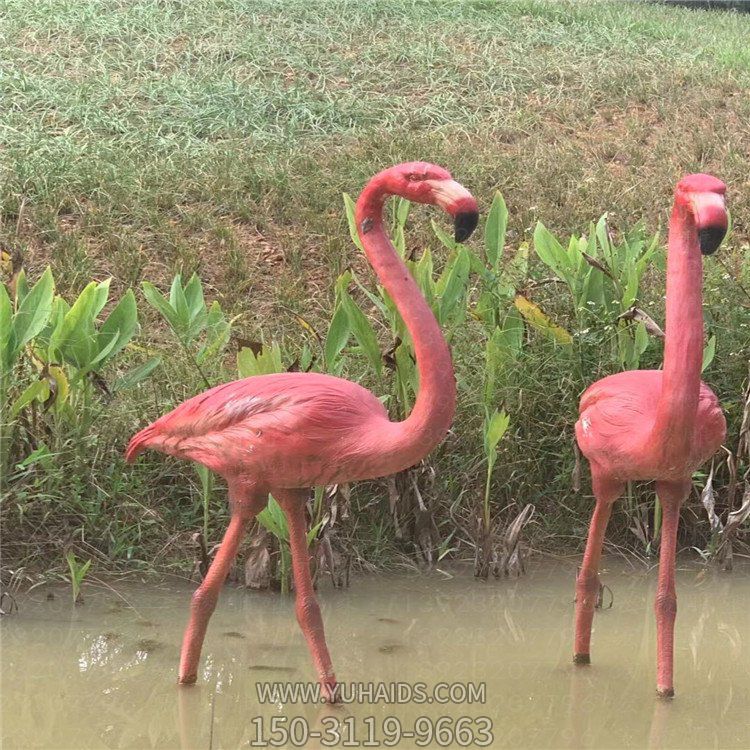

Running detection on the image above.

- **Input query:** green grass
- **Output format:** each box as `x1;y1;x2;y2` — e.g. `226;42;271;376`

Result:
2;0;750;576
4;0;750;313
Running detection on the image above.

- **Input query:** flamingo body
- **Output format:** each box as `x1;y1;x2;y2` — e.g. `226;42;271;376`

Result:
576;370;725;481
127;372;398;488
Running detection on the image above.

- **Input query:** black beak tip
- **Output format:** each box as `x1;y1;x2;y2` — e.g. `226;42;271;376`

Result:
698;226;725;256
454;211;479;243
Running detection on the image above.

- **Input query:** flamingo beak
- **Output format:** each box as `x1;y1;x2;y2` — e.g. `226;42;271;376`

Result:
690;192;727;255
426;179;479;242
454;211;479;243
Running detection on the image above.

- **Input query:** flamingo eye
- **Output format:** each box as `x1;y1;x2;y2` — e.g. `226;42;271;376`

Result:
405;173;427;182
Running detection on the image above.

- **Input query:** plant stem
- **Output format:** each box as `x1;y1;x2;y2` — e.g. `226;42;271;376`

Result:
483;464;493;531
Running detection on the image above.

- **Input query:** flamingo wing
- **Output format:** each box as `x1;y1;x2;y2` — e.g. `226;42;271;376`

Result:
575;370;660;477
126;372;389;484
576;370;725;477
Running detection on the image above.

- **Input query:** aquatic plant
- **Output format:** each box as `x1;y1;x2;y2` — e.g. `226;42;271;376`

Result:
64;551;91;604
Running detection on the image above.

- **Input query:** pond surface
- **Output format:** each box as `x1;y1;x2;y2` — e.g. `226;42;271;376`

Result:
2;560;749;749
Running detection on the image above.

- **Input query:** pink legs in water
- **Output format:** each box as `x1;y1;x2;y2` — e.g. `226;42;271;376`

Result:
276;489;338;703
573;471;623;663
574;471;690;697
178;512;253;683
177;487;337;701
653;479;690;698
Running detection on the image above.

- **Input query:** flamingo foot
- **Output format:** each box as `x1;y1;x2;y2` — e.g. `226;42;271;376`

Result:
320;678;339;704
573;653;591;665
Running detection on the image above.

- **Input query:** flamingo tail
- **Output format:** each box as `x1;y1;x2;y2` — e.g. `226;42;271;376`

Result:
125;424;158;463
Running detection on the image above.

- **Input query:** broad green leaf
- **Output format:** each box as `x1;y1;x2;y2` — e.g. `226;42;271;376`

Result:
436;247;470;324
579;265;604;313
391;198;408;257
10;379;50;417
184;274;208;341
183;273;205;320
501;309;524;355
237;346;258;378
237;342;283;377
91;279;111;318
473;289;498;327
635;232;661;277
15;269;29;304
595;214;615;275
49;281;100;369
395;196;411;228
194;463;211;494
0;283;11;359
352;276;389;321
96;289;138;367
393;225;407;258
17;443;52;469
343;193;364;252
89;331;121;367
197;302;230;363
484;328;503;407
484;315;523;405
340;291;382;377
307;520;325;545
169;275;191;338
36;296;69;351
11;267;54;354
483;409;510;459
257;495;289;541
484;192;508;270
621;260;639;309
324;303;350;372
533;222;572;286
141;281;180;332
394;341;418;410
617;326;635;370
113;356;162;392
300;344;313;372
411;249;435;308
701;335;716;373
430;218;457;252
635;322;650;360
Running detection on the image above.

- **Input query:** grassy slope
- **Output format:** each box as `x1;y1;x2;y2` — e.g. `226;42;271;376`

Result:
3;0;750;315
2;0;750;571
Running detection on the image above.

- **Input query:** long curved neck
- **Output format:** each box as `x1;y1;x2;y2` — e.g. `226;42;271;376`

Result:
650;204;704;459
355;178;456;470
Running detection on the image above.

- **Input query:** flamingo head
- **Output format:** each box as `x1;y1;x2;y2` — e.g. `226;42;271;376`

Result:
384;162;479;242
675;174;727;255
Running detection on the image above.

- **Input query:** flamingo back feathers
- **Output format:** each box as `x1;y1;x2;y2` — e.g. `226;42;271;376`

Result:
125;372;392;484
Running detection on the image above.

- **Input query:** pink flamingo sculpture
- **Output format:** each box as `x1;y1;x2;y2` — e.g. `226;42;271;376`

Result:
126;162;479;699
574;174;727;697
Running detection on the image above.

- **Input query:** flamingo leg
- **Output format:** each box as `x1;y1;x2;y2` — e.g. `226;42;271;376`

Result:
574;471;623;664
179;512;250;684
277;490;338;703
654;479;690;698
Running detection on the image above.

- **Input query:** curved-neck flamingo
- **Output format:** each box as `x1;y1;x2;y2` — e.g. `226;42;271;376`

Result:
574;174;727;697
126;162;479;699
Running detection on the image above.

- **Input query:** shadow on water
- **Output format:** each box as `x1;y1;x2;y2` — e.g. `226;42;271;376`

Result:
1;560;749;748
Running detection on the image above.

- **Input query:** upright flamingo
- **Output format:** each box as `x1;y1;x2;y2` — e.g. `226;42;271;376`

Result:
573;174;727;697
126;162;479;698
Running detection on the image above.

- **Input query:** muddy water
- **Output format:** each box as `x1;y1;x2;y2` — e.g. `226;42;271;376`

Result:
2;560;749;749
